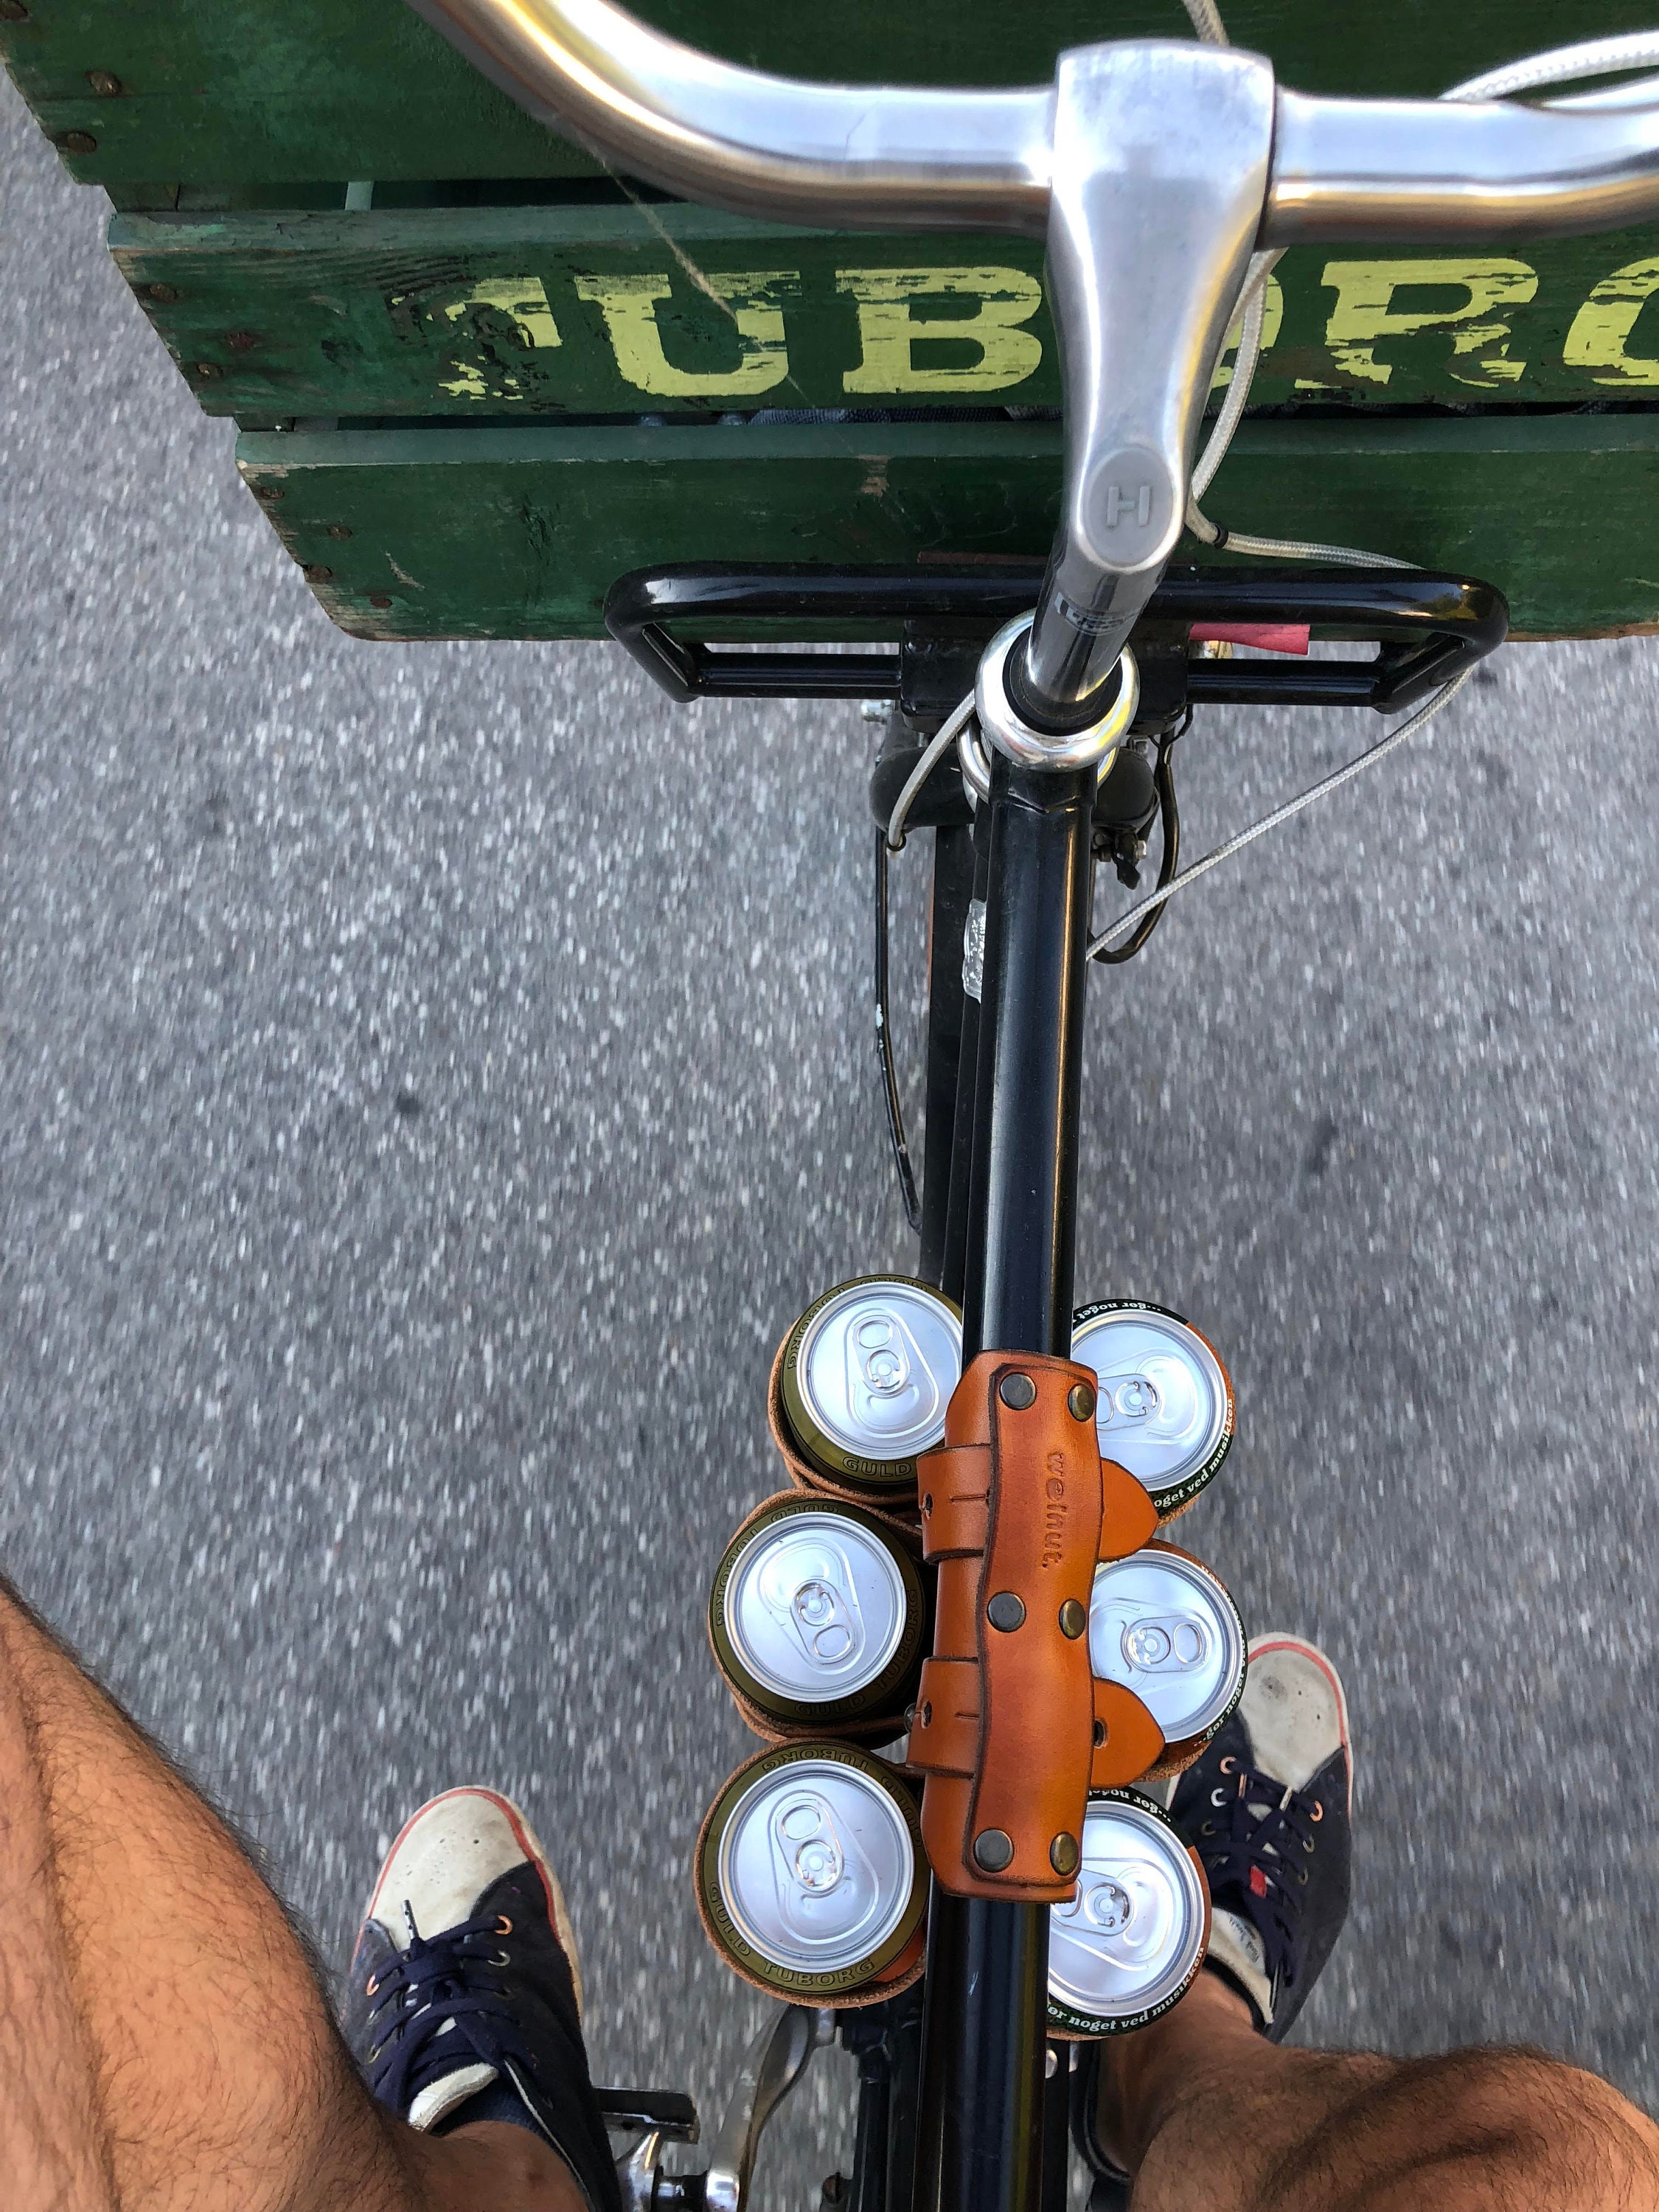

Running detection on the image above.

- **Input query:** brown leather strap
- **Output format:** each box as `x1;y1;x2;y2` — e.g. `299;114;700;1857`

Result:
917;1447;991;1559
1091;1679;1166;1788
1100;1457;1161;1559
920;1352;1105;1900
907;1657;979;1775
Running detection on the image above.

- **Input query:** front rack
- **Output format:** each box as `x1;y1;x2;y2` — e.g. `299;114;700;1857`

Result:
603;563;1508;718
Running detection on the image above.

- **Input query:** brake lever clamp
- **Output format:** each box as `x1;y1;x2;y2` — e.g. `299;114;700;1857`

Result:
1012;40;1276;734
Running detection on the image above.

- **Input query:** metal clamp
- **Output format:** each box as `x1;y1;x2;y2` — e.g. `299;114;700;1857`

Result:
975;615;1140;778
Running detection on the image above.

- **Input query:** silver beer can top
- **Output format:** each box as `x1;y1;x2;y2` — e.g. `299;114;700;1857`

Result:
785;1278;962;1486
1049;1794;1208;2032
1071;1301;1234;1512
722;1511;912;1707
716;1754;919;1978
1090;1548;1245;1747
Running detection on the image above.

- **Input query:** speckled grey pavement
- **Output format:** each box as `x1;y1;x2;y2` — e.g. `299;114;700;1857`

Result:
6;71;1659;2209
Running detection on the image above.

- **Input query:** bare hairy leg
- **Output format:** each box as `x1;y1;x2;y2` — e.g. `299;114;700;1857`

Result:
1098;1969;1659;2212
0;1574;582;2212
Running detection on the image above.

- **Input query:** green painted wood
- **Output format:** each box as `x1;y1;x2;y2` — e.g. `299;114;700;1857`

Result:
110;201;1659;418
4;0;1657;192
232;413;1659;644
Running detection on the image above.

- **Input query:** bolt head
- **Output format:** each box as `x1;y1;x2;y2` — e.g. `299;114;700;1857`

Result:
1058;1598;1087;1640
986;1590;1026;1633
302;564;334;583
0;4;33;21
998;1371;1036;1411
972;1828;1014;1874
192;361;221;379
59;131;98;155
1049;1832;1079;1877
1067;1381;1096;1422
86;69;122;96
146;283;179;305
369;594;393;611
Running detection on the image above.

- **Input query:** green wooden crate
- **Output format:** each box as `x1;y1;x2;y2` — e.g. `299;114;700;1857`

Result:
7;0;1659;642
235;413;1659;643
109;204;1659;420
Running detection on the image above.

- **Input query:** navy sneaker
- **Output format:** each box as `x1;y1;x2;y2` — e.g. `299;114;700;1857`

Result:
1072;1635;1354;2204
1172;1633;1352;2041
344;1787;622;2212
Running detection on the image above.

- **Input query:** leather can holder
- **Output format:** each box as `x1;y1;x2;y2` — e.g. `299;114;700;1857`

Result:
907;1351;1162;1901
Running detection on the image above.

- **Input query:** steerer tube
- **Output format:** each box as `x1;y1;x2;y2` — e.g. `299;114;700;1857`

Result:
914;757;1097;2212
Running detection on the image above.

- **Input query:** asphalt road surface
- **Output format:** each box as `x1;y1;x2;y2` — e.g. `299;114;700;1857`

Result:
7;72;1659;2207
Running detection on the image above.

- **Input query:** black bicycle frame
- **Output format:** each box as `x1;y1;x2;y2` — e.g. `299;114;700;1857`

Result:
909;751;1096;2212
602;557;1505;2212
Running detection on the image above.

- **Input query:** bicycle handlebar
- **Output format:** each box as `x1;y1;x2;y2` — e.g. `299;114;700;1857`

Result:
405;0;1659;728
409;0;1659;240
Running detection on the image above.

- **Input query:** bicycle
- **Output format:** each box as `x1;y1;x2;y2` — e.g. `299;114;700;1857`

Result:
9;0;1659;2205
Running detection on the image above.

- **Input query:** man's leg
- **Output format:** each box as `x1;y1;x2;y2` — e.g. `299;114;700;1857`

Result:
1077;1635;1659;2212
0;1573;585;2212
1101;1971;1659;2211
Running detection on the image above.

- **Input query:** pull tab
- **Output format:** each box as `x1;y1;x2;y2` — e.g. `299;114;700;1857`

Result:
767;1789;879;1940
1102;1371;1161;1425
1121;1610;1211;1675
844;1309;943;1441
756;1539;868;1674
1096;1353;1206;1453
1054;1855;1182;1972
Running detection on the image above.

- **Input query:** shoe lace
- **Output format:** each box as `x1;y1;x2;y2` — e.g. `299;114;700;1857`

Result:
1194;1760;1323;1997
362;1903;528;2117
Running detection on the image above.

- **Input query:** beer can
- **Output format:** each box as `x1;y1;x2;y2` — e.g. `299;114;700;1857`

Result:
696;1742;928;2005
709;1495;925;1736
1048;1790;1211;2038
1071;1300;1234;1517
780;1276;962;1499
1091;1544;1246;1766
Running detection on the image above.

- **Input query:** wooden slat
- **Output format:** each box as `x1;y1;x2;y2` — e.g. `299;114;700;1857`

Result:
5;0;1657;192
233;412;1659;643
107;204;1659;420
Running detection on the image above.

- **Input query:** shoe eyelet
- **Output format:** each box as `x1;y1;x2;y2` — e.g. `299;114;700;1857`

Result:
1302;1835;1315;1854
1200;1821;1215;1837
1295;1865;1309;1886
495;1916;513;1935
1218;1756;1237;1774
364;1974;378;1997
367;2042;381;2063
1310;1802;1324;1823
490;1950;511;1968
1210;1787;1226;1807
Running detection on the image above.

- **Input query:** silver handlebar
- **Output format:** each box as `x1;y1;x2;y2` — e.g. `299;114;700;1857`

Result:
406;0;1659;731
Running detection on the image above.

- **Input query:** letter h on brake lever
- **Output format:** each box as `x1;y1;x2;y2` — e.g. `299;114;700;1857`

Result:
1018;41;1276;733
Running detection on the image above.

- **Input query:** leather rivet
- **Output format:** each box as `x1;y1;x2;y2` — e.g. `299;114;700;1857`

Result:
973;1829;1014;1873
1058;1598;1087;1639
1067;1382;1096;1422
1050;1832;1079;1877
998;1372;1037;1410
1093;1718;1107;1748
987;1590;1026;1632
